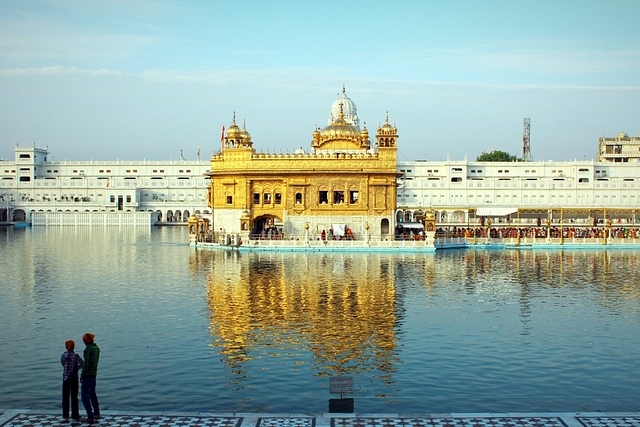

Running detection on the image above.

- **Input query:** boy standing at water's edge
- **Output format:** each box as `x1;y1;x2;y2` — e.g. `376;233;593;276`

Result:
61;340;83;420
80;333;100;423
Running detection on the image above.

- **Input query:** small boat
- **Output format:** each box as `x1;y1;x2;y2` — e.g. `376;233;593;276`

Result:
13;221;32;228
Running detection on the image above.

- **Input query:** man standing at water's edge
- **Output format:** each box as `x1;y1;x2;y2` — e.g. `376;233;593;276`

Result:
61;340;83;420
80;333;100;423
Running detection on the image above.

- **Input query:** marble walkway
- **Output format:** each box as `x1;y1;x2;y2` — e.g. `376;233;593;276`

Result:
2;410;640;427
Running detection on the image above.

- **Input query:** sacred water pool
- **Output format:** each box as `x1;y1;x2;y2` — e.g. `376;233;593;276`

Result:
1;226;639;413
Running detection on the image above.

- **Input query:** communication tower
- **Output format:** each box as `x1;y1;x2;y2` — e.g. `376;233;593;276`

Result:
522;118;531;162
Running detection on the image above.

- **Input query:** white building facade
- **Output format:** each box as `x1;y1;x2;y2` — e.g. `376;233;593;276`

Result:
3;132;640;229
396;157;640;227
1;142;211;224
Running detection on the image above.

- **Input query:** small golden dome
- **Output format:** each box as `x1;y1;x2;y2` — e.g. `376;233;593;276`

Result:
226;112;242;139
360;123;369;138
377;112;397;136
240;119;252;142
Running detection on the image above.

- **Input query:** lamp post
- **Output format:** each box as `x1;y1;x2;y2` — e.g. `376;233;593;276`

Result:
559;208;564;245
473;214;477;245
304;222;310;245
546;218;551;244
365;222;370;245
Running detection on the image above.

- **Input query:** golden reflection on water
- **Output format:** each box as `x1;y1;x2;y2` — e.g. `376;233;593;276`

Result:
5;226;640;412
193;248;640;390
200;251;400;379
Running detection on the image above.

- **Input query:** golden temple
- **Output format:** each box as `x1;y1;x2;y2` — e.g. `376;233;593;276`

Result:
205;86;399;242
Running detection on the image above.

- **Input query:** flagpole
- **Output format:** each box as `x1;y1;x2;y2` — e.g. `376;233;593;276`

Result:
220;125;225;152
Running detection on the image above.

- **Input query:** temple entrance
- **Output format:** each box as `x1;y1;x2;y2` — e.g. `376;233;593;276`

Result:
251;215;283;239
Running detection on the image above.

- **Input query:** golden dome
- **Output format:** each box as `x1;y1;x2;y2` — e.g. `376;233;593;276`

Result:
240;119;252;142
226;113;242;139
378;112;396;134
320;122;361;139
319;102;361;139
360;123;369;139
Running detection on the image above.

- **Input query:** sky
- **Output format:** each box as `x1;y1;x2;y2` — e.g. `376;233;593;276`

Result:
1;0;639;162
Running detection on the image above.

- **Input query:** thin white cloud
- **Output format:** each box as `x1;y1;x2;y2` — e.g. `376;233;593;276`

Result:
0;33;162;63
393;43;640;75
0;66;125;77
2;66;639;93
232;49;278;56
475;49;640;74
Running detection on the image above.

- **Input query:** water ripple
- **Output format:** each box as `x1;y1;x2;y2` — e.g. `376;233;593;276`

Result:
1;228;640;413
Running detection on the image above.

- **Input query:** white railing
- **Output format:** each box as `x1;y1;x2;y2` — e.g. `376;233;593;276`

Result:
31;211;153;227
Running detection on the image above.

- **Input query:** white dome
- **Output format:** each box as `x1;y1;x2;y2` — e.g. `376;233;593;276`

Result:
329;86;359;127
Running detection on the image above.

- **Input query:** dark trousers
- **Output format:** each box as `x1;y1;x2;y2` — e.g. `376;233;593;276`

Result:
81;376;100;419
62;377;80;419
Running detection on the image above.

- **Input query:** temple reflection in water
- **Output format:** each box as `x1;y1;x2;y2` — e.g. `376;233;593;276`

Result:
193;248;640;402
5;225;640;414
202;252;404;383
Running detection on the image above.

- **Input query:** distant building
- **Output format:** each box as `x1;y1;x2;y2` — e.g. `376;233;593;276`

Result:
597;132;640;162
0;142;211;224
396;158;640;227
2;89;640;232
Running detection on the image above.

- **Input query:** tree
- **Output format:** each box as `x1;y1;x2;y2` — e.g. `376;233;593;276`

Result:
476;150;520;162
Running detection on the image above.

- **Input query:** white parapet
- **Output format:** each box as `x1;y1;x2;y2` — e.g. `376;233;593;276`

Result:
31;211;153;227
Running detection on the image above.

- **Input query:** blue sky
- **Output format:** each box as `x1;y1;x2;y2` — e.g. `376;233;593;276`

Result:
1;0;639;162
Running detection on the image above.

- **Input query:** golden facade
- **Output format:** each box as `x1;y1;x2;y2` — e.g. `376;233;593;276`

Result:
207;87;399;240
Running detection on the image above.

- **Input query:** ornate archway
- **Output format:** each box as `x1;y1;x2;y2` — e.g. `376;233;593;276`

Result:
251;214;283;239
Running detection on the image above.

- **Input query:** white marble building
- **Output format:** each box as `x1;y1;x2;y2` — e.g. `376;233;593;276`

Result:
1;142;211;224
3;133;640;228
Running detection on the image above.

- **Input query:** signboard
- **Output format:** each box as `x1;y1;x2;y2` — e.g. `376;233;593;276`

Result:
329;376;354;394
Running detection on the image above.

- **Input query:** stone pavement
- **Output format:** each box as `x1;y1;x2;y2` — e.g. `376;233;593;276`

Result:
2;410;640;427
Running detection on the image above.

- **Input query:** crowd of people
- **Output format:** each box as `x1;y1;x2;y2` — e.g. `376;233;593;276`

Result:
257;226;282;240
320;227;355;241
434;226;640;239
248;226;358;241
216;223;640;243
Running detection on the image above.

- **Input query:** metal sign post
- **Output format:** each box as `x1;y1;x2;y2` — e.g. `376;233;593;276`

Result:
329;376;354;413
